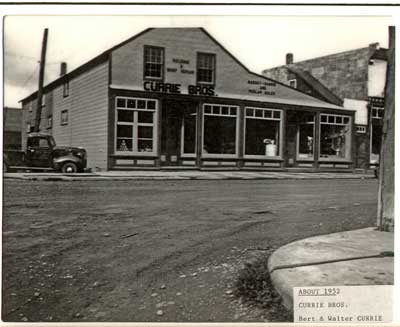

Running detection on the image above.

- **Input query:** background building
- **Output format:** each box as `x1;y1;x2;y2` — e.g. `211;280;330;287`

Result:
3;106;22;150
21;28;356;172
262;43;387;169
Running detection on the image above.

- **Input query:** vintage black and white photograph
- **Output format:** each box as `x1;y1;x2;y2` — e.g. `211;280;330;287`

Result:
2;9;396;323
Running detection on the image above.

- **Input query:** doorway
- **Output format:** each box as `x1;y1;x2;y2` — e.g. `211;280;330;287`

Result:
285;111;315;167
161;100;197;166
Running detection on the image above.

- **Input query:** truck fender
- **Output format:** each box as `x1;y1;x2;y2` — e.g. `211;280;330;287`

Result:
53;155;81;170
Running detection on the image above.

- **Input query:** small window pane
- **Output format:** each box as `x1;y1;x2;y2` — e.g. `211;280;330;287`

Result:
138;139;153;152
273;111;281;119
264;110;272;118
117;98;126;108
117;125;132;138
138;100;146;109
118;110;134;123
212;106;220;115
336;116;343;124
328;116;335;123
117;139;132;152
246;108;253;117
127;99;136;108
221;107;229;115
255;110;263;118
204;105;212;114
321;115;327;123
230;107;237;116
138;126;153;138
138;111;153;124
147;100;156;110
344;117;350;124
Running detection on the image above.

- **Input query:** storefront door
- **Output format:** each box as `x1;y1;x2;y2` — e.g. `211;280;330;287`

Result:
161;100;197;166
285;111;316;167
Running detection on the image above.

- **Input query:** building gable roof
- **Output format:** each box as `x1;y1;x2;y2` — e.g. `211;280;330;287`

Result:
287;66;344;106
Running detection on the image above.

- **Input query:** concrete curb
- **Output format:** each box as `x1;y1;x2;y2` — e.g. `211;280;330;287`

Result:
3;172;376;182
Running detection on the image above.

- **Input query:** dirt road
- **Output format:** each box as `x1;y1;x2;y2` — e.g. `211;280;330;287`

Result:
2;179;377;322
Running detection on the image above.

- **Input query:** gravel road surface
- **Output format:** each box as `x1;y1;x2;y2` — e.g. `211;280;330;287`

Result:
2;179;377;322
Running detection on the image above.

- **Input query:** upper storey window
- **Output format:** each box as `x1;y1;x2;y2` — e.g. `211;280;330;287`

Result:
144;46;164;80
197;52;215;84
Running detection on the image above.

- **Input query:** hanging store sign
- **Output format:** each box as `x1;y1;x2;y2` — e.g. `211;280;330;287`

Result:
143;81;215;96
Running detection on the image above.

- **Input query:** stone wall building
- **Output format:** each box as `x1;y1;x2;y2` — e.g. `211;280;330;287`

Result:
262;44;387;169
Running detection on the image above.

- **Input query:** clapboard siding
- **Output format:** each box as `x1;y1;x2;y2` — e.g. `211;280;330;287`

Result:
111;28;336;106
52;62;109;170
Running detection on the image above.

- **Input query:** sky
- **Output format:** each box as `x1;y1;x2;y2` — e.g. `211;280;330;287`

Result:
3;14;392;108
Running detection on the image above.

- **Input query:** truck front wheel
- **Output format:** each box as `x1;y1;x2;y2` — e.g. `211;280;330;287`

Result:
61;162;78;173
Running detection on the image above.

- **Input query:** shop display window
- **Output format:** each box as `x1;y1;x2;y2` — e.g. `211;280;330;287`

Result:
320;114;351;160
298;114;315;159
244;107;282;157
203;104;238;156
115;97;157;154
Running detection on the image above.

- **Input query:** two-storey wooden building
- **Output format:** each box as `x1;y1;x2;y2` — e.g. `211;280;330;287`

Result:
21;28;356;171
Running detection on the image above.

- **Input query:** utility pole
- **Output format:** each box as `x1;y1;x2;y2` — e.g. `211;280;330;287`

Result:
377;26;395;231
33;28;48;133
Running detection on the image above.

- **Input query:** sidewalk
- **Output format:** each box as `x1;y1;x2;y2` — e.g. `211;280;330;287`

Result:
268;227;394;309
3;170;375;181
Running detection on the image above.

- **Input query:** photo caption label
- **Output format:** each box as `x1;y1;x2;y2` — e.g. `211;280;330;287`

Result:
294;285;393;323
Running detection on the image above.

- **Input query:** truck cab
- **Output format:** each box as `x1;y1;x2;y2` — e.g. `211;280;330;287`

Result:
4;133;87;173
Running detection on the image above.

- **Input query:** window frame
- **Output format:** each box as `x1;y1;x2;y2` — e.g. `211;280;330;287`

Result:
201;103;239;158
47;115;53;129
143;45;165;81
371;106;384;119
356;125;367;133
63;80;70;97
196;52;216;85
288;79;297;89
243;107;283;159
114;96;158;156
319;113;352;161
41;94;46;107
60;109;69;126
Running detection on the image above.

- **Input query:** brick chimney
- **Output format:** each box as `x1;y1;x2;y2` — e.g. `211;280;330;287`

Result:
60;62;67;76
286;53;293;65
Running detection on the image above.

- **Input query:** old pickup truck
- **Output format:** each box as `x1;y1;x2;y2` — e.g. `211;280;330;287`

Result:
3;133;87;173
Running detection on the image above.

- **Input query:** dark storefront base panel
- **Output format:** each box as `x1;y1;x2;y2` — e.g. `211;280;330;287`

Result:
109;155;355;171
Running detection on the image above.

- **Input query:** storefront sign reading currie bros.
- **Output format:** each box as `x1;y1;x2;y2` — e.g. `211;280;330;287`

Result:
248;80;276;96
143;81;215;96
